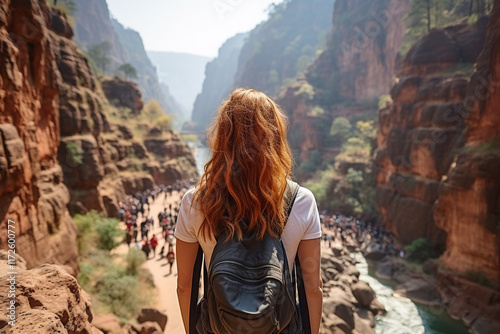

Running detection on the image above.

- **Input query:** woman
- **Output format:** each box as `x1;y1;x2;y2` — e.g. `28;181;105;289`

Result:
175;88;323;333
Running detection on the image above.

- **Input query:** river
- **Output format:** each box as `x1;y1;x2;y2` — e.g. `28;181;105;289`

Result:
352;253;470;334
191;145;470;334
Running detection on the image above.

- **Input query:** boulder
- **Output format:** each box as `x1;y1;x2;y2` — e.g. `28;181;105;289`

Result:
137;308;168;331
322;313;351;334
364;243;386;262
0;262;99;333
351;281;376;308
369;298;386;315
354;312;375;334
93;313;126;334
375;258;394;280
323;292;355;330
394;279;441;306
422;259;439;277
101;78;144;114
138;321;162;334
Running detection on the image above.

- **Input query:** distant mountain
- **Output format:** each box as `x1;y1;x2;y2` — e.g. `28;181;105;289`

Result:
72;0;182;116
190;33;248;133
147;51;212;116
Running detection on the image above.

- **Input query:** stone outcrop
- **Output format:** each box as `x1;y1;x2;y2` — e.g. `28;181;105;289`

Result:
0;0;79;272
434;4;500;285
101;77;143;114
374;18;488;247
0;251;101;333
321;247;385;334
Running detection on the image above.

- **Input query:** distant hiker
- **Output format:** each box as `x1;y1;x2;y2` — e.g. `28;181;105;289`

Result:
126;230;133;248
159;244;165;259
166;249;175;274
142;240;151;259
150;234;158;257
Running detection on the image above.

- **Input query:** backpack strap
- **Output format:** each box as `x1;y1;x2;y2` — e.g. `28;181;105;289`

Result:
284;179;300;220
189;245;204;334
284;180;312;334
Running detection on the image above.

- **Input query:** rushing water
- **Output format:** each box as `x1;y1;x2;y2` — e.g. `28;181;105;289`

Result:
191;145;470;334
192;144;211;175
352;253;470;334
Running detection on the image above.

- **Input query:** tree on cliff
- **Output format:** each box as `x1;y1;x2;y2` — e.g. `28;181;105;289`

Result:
118;63;138;80
86;42;112;75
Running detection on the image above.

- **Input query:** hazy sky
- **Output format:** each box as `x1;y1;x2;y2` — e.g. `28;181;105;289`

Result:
106;0;284;58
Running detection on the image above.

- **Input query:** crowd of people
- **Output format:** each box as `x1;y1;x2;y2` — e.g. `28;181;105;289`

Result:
320;212;403;257
118;179;195;274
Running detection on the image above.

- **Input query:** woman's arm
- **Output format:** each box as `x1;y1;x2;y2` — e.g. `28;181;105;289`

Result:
297;238;323;334
176;239;201;333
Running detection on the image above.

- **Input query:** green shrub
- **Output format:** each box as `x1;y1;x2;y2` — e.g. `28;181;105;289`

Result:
65;141;84;165
95;269;140;318
126;248;146;276
404;238;438;263
465;269;490;286
95;217;124;251
74;211;101;255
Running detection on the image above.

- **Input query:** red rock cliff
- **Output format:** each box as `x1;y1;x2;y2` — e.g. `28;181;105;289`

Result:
434;2;500;284
278;0;410;162
375;4;499;286
0;0;78;272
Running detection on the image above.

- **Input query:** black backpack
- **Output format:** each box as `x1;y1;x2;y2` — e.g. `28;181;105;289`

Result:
189;180;311;334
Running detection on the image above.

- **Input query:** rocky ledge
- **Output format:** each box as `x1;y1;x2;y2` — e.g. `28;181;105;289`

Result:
321;245;385;334
0;251;168;334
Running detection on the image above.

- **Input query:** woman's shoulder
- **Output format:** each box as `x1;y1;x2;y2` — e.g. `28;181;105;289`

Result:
295;185;317;205
181;187;196;205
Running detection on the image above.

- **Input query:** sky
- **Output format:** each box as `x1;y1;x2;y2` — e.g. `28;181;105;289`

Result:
106;0;284;58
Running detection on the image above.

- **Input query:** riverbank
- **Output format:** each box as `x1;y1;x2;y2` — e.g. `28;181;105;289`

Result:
361;241;500;334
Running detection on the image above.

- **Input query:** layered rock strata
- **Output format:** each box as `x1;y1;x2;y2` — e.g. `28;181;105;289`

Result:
0;0;79;272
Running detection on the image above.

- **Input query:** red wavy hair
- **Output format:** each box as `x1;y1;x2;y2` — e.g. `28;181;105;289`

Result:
193;88;293;241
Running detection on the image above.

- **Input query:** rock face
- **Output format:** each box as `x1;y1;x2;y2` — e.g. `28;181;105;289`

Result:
374;18;488;247
0;252;101;333
434;5;500;285
307;0;411;102
278;0;410;162
189;32;248;133
0;0;79;272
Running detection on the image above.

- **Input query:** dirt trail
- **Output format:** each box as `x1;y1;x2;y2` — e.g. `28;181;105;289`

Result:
143;190;184;334
114;190;185;334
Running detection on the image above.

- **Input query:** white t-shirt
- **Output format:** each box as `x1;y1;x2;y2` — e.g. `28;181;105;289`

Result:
174;186;321;272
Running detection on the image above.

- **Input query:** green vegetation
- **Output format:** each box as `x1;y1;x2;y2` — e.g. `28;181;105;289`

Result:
464;269;490;286
48;0;77;22
74;211;124;255
65;141;83;165
461;140;500;158
75;212;153;321
117;63;138;80
86;42;112;74
300;119;377;217
330;117;352;145
401;0;495;55
404;238;438;263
